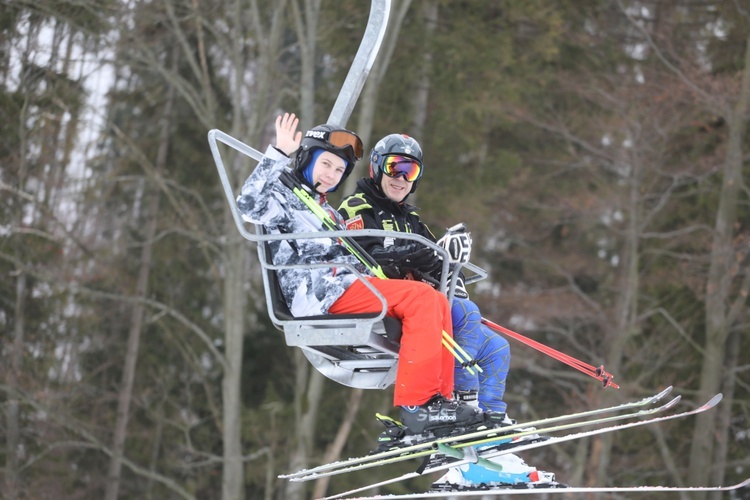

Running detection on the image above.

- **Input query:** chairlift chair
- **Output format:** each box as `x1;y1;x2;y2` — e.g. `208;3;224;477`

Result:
208;129;488;391
206;0;486;391
209;129;404;390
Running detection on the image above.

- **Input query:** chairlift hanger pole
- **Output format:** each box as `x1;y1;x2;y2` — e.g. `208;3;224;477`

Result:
328;0;391;128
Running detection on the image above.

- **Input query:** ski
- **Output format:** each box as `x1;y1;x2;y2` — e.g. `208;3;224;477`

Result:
340;476;750;499
321;394;721;500
280;386;673;481
291;392;682;484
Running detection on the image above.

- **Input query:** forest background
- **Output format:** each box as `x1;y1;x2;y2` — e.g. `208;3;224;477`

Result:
1;1;748;499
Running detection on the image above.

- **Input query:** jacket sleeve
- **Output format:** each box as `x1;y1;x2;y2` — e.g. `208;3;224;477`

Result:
236;146;293;227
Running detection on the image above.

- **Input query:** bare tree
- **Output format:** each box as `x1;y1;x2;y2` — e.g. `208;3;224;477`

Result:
614;2;750;493
2;10;86;498
688;31;750;495
104;54;176;500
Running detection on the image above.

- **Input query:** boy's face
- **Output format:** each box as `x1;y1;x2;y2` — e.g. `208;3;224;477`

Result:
312;151;347;193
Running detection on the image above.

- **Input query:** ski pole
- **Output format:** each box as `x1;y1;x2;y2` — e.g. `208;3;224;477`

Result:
442;332;482;374
279;170;388;279
278;170;480;371
482;318;619;389
441;337;475;375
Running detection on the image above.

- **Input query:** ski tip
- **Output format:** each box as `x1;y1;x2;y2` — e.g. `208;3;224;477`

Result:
662;395;681;411
704;393;723;409
655;386;673;401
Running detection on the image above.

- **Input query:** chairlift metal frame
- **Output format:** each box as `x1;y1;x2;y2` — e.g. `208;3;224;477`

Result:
207;0;487;390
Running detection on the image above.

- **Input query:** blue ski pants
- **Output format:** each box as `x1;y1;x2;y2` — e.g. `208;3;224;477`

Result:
451;298;510;413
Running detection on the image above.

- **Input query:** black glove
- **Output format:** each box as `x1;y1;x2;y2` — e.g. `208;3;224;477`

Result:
401;245;438;271
380;263;404;279
405;246;443;275
371;244;437;278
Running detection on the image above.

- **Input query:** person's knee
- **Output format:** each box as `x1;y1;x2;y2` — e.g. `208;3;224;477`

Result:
463;299;480;314
451;299;479;318
488;333;510;353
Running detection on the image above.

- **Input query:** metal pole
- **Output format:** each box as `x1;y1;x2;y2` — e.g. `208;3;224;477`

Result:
327;0;391;128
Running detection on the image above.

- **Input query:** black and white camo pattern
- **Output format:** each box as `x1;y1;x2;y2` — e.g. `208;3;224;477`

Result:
236;146;371;317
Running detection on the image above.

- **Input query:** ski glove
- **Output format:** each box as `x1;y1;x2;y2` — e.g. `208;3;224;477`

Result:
370;244;439;279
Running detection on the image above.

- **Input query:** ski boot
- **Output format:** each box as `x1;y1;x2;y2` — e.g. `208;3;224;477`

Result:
372;395;513;454
399;394;485;438
454;390;515;428
431;452;562;492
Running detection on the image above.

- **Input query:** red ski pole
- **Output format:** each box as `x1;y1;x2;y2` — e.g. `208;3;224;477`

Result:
481;318;619;389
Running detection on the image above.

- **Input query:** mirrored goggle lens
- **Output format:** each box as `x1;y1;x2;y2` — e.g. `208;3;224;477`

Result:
382;155;422;182
328;130;364;160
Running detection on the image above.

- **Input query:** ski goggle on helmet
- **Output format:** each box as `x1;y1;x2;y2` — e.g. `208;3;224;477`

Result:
301;125;364;165
381;155;423;182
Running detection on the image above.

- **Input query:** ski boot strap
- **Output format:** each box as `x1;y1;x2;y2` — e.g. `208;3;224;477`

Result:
455;390;479;407
371;413;408;454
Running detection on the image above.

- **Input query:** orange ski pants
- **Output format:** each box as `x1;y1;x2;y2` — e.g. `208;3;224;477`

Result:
329;277;454;407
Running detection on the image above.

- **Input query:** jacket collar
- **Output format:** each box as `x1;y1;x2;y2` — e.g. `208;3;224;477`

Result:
356;178;417;214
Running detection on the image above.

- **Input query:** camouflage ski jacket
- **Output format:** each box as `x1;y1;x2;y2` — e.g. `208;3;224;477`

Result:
236;146;371;317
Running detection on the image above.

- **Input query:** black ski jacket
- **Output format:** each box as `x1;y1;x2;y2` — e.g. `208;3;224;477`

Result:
338;178;437;279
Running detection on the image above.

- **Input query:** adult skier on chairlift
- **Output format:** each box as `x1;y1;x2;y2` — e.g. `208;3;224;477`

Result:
339;133;553;488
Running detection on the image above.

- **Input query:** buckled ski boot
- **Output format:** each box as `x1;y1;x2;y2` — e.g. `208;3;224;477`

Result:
431;452;558;491
454;390;479;408
399;394;484;438
483;410;515;427
455;390;515;429
371;413;409;454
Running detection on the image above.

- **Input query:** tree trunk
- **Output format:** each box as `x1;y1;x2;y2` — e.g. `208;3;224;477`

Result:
5;41;32;500
687;32;750;494
285;351;327;500
708;330;739;500
105;72;175;500
221;239;248;500
5;270;26;500
219;2;288;497
292;0;322;130
221;8;247;491
311;388;364;498
282;4;328;498
587;126;643;493
405;0;437;208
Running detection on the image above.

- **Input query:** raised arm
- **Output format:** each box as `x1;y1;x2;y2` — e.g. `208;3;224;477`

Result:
236;113;302;227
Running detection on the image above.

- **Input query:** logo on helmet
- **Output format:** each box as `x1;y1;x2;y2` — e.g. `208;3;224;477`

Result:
306;130;326;139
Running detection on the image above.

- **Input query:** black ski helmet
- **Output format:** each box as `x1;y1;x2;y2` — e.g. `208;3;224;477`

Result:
370;134;424;194
294;123;363;192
